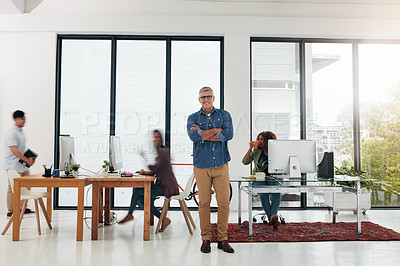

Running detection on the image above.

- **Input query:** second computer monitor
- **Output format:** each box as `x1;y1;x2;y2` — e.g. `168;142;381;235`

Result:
268;140;316;177
109;136;123;172
59;136;76;172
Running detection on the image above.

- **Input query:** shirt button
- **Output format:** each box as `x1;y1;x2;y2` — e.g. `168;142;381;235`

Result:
209;124;211;126
213;157;215;159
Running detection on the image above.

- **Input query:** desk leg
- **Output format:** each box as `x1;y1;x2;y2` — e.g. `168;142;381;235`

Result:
332;191;336;224
143;182;151;241
12;181;21;241
238;182;241;225
91;183;99;240
99;190;103;223
357;181;361;234
76;183;84;241
47;187;52;221
104;188;111;224
248;183;253;236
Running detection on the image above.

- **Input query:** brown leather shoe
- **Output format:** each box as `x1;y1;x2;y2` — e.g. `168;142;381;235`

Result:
273;221;281;230
200;240;211;253
217;240;234;253
269;214;279;226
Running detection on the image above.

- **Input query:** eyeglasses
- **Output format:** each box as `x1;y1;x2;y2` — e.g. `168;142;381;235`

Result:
199;95;213;100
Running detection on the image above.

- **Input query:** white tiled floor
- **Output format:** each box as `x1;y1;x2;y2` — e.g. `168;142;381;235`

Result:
1;209;400;266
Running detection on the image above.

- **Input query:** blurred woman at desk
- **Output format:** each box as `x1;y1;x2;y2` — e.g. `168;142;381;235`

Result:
118;130;179;233
242;131;281;230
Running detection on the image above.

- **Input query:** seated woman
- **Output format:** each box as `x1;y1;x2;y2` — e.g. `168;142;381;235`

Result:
242;131;282;229
118;130;179;233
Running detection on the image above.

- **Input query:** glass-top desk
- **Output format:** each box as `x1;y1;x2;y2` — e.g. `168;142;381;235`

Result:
230;175;374;235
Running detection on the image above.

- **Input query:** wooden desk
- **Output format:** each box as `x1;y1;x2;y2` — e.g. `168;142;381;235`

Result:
12;174;91;241
87;175;156;241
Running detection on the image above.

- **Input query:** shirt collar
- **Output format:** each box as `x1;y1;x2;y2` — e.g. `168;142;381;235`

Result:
200;107;216;115
13;125;23;132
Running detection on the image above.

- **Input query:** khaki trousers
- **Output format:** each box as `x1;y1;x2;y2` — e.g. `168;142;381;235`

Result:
6;170;30;213
194;163;230;241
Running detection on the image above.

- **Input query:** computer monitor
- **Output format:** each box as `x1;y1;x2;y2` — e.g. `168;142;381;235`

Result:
59;136;76;174
109;136;123;172
268;140;317;177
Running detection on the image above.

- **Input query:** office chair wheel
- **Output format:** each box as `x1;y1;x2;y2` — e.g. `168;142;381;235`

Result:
279;214;286;224
252;213;267;223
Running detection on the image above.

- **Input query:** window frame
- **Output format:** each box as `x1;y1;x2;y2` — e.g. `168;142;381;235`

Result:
250;37;400;210
54;34;224;210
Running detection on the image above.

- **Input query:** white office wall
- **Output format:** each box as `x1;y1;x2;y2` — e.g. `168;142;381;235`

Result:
1;3;400;212
0;32;56;211
224;34;251;209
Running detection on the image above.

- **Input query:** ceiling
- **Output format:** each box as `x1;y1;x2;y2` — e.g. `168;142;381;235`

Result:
187;0;400;3
2;0;400;19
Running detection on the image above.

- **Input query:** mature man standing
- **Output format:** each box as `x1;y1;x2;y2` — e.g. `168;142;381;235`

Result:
187;87;234;253
4;110;36;217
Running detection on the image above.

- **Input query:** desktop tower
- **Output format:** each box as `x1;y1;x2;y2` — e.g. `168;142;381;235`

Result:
317;152;334;178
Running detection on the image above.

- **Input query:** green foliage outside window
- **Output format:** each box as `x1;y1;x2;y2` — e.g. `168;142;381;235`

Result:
359;86;400;206
332;85;400;206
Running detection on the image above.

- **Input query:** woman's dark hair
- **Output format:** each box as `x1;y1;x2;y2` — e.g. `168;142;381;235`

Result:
13;110;25;119
257;131;277;150
153;129;165;148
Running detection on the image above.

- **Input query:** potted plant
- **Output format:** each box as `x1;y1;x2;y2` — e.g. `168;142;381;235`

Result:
102;160;109;176
70;163;80;178
324;165;372;214
254;160;268;180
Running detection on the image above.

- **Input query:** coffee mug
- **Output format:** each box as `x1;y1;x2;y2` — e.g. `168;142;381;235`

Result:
52;169;60;177
253;140;260;148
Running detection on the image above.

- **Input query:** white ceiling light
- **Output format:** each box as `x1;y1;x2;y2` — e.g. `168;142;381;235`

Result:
11;0;43;13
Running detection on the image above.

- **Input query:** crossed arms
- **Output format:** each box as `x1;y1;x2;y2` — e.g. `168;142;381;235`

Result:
187;111;233;143
190;125;222;142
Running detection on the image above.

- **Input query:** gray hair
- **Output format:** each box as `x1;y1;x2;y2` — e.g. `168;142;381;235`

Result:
198;86;214;97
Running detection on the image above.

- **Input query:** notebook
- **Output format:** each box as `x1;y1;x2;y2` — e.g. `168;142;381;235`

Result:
19;149;38;168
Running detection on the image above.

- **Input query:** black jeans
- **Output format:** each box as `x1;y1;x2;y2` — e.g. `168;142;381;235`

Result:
128;184;163;218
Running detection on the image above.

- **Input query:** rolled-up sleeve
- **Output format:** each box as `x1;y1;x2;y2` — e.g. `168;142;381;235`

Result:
187;114;203;142
242;150;255;165
215;111;233;142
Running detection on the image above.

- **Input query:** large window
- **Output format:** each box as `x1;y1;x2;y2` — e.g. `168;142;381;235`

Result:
251;41;302;208
114;40;166;207
251;38;400;209
56;35;223;209
59;40;111;207
359;44;400;207
252;42;300;140
305;43;354;207
170;40;221;207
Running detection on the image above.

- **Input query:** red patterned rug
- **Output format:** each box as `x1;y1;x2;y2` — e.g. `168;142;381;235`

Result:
210;221;400;242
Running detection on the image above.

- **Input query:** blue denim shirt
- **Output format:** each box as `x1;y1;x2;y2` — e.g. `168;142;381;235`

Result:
187;107;233;169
